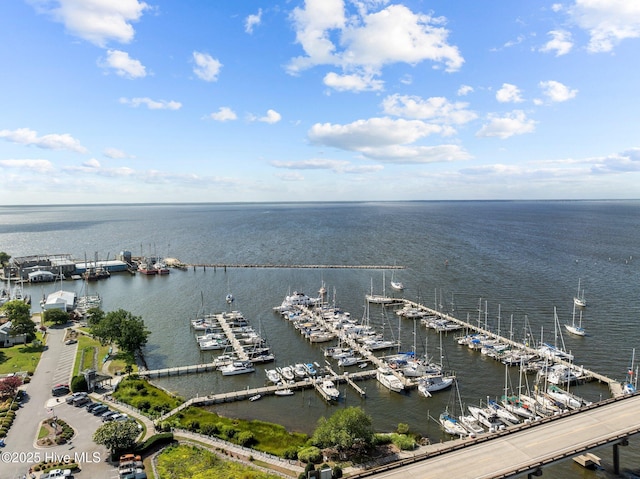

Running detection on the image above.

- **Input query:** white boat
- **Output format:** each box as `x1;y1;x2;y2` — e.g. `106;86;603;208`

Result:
266;369;282;384
294;363;308;378
468;405;506;433
319;379;340;401
376;367;405;393
278;366;295;381
219;361;255;376
337;355;358;367
623;349;637;395
249;394;261;402
439;411;467;437
198;338;230;351
417;374;455;397
574;278;586;307
274;388;294;396
546;385;589;410
565;303;586;336
459;414;485;437
390;267;404;291
304;363;317;376
487;399;520;425
365;274;396;304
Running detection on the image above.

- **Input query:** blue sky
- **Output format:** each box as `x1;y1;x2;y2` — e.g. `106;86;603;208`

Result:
1;0;639;204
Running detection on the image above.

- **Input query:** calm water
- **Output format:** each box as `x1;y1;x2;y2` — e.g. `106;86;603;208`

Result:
2;201;639;477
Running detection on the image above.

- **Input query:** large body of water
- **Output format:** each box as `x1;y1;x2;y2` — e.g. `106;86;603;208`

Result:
2;201;639;477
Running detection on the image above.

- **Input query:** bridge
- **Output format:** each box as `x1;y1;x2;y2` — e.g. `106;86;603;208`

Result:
350;393;640;478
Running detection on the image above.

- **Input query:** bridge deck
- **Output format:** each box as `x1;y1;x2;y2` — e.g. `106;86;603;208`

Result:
349;393;640;479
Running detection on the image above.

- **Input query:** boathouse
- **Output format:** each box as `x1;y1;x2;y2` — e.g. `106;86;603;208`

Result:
0;322;27;347
27;270;56;283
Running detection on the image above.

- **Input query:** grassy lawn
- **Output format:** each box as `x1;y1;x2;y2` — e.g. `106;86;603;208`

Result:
72;333;111;376
113;376;183;418
156;444;282;479
0;332;45;375
170;407;308;458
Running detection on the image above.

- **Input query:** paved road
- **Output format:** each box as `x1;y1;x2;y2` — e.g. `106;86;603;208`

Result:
2;325;115;479
358;394;640;479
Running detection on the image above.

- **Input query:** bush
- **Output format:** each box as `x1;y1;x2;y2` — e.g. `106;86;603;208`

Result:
333;465;343;478
70;375;88;393
396;423;409;435
200;423;219;436
236;431;256;447
135;432;175;455
137;400;151;411
298;446;322;464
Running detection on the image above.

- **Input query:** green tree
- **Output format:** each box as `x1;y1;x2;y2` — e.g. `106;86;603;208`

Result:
311;406;374;454
91;309;150;356
1;300;36;341
93;420;139;456
0;252;10;266
85;307;105;327
43;308;69;325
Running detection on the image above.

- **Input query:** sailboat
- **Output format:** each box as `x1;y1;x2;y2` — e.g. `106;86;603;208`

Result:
564;302;586;336
390;265;404;291
439;381;469;437
623;349;637;395
573;278;586;307
365;273;394;304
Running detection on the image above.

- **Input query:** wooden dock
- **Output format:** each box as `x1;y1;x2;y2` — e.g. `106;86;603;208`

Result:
186;263;404;270
155;370;377;422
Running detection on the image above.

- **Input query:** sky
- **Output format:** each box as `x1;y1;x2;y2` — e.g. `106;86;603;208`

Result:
1;0;639;204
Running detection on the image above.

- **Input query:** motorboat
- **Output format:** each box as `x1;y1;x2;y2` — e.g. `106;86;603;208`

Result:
417;374;455;397
265;369;282;384
219;361;255;376
337;356;358;367
249;394;261;402
274;388;294;396
376;367;405;393
319;379;340;401
468;405;506;433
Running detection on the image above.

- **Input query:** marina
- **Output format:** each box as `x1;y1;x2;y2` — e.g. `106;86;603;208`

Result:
1;201;639;477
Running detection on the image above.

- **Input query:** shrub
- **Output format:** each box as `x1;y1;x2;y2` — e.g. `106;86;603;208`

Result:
333;465;343;478
236;431;256;447
70;375;88;393
396;423;409;435
200;423;219;436
298;446;322;464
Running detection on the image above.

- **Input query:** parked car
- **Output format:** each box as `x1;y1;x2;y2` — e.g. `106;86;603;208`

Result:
101;411;119;421
40;468;72;478
86;402;101;412
65;392;87;405
91;405;109;416
64;339;77;345
52;384;70;396
73;396;90;407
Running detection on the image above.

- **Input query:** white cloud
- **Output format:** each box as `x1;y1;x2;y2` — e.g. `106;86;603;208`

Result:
568;0;640;52
209;107;238;122
101;50;146;78
245;9;262;34
0;127;88;153
538;80;578;102
252;109;282;124
27;0;149;47
540;30;573;56
381;94;477;125
0;158;55;173
323;72;384;92
192;51;222;82
309;117;442;150
119;97;182;110
476;110;536;139
104;147;135;159
307;117;470;163
271;158;385;174
457;85;473;96
496;83;524;103
288;1;463;92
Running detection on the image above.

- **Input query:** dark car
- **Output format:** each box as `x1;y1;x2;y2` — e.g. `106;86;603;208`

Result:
86;402;101;412
52;385;70;397
91;405;109;416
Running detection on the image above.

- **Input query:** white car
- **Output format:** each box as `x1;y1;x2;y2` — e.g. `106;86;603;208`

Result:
42;469;72;478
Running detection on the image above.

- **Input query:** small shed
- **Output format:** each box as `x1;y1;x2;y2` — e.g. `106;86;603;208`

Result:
28;270;56;283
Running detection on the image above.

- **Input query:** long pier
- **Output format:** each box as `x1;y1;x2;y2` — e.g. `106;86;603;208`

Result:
155;370;376;423
186;263;404;270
